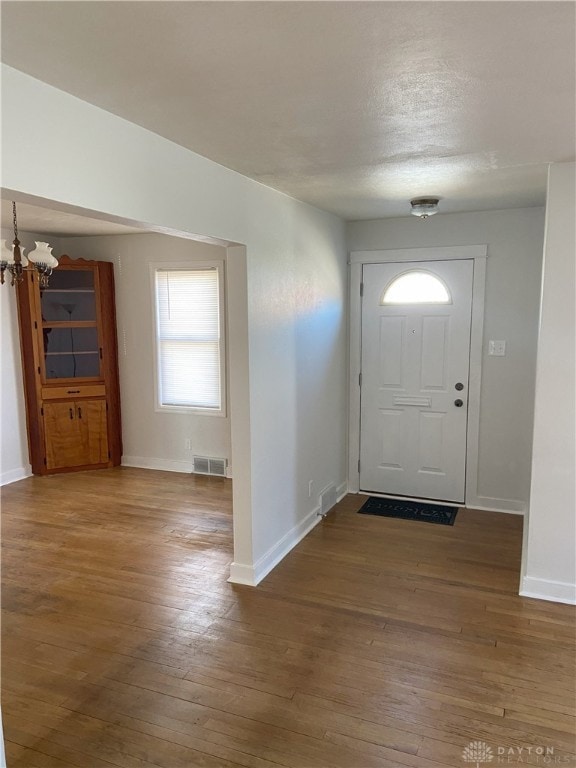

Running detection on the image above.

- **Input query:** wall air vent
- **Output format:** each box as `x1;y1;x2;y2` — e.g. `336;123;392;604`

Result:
193;456;227;477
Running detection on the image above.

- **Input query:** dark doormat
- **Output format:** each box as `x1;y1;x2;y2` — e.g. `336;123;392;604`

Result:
358;496;458;525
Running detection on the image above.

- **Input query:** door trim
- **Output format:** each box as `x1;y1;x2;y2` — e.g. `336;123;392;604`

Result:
348;245;488;509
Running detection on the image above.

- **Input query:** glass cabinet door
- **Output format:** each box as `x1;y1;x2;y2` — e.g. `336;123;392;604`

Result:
39;268;102;381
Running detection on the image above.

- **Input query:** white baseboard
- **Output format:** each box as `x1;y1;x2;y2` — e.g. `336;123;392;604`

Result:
122;456;192;473
336;481;348;503
0;705;5;768
0;465;32;486
123;455;232;478
466;495;525;514
228;561;258;586
520;576;576;605
228;480;347;587
228;506;322;587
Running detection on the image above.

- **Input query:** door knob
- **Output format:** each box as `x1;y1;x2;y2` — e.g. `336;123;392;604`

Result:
454;399;464;407
455;382;464;391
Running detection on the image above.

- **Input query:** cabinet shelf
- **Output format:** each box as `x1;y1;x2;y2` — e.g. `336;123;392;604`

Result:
42;321;97;328
41;289;95;294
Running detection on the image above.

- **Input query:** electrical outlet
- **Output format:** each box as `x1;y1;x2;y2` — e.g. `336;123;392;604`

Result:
308;480;313;498
185;439;191;450
488;340;506;356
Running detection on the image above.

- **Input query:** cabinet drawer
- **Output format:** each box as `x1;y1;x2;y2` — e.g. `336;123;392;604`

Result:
42;385;106;400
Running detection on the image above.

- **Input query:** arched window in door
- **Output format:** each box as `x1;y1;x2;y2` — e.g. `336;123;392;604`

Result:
381;270;451;305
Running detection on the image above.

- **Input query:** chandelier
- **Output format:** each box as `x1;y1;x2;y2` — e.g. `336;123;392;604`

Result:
1;201;59;287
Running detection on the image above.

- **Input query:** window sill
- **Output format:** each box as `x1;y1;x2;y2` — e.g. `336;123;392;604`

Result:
155;404;227;418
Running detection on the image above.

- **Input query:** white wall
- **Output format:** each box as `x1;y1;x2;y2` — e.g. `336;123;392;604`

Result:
522;162;576;604
347;207;545;511
59;233;231;473
1;65;348;584
1;255;30;485
0;228;62;485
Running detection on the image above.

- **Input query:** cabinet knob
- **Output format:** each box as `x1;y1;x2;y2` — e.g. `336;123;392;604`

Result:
69;408;74;420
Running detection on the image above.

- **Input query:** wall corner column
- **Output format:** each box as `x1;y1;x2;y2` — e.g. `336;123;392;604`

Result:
521;162;576;605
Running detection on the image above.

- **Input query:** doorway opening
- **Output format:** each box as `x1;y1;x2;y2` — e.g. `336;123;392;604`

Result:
1;192;252;575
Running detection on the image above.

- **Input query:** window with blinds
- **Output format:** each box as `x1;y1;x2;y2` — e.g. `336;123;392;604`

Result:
153;266;224;413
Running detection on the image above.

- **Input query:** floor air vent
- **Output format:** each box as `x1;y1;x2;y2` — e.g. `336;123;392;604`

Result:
193;456;227;477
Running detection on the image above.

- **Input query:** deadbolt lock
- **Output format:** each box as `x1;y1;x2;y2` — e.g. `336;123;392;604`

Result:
455;382;464;391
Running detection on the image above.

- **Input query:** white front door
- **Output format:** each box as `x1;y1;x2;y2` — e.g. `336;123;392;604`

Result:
360;260;473;503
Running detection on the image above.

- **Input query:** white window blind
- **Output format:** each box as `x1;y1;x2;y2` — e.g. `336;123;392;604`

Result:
155;268;222;410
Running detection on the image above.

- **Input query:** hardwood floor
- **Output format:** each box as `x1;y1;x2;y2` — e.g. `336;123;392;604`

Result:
2;467;575;768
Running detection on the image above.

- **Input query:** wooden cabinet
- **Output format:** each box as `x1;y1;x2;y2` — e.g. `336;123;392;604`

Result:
44;400;108;470
17;256;122;475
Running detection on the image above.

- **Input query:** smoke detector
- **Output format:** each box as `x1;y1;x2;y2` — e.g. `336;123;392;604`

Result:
410;197;440;219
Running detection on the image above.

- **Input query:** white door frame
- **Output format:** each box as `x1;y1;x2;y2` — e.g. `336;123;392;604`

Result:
348;245;488;509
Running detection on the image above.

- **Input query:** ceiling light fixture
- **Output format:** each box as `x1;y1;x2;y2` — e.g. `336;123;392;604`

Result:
410;197;440;219
1;201;59;287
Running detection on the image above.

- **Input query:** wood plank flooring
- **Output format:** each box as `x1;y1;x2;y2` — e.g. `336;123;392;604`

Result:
2;467;575;767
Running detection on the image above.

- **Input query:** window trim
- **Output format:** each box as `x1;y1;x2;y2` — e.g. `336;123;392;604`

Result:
150;260;227;417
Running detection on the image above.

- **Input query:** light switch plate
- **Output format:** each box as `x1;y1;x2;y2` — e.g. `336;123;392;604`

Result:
488;340;506;356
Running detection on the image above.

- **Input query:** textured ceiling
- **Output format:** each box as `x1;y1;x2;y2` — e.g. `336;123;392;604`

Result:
1;1;574;222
